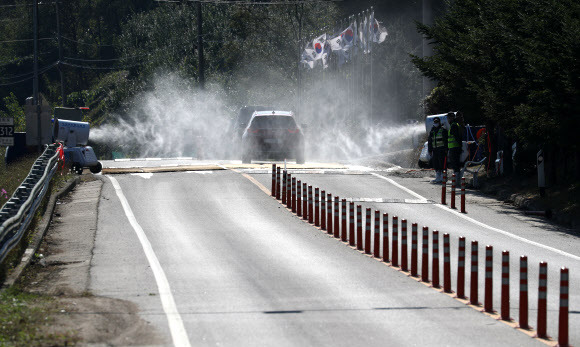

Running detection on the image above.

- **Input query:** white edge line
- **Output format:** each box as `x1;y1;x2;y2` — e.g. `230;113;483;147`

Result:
371;172;580;261
108;176;192;347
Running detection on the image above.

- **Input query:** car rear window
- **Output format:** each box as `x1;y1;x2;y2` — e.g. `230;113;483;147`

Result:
250;116;297;129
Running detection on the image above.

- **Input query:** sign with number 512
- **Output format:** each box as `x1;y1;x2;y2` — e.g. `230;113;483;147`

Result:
0;117;14;146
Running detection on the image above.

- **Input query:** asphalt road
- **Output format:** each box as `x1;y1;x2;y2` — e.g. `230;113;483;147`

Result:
90;159;577;346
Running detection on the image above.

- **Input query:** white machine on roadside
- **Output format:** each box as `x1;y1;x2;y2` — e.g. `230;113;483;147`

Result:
53;118;102;174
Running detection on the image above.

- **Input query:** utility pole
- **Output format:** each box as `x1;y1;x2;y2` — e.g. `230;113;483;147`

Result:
33;0;41;151
196;1;204;89
56;1;65;106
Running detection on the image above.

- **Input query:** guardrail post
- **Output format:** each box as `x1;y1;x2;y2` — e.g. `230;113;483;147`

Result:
421;226;429;282
469;241;480;305
501;251;510;320
382;213;389;262
537;262;548;338
286;174;292;208
341;199;347;242
271;164;276;196
432;230;440;288
443;233;452;293
308;185;313;224
374;210;380;258
302;183;308;221
441;172;447;205
457;237;466;299
282;170;287;204
333;196;340;238
296;180;302;217
292;177;297;213
401;219;408;271
356;205;362;250
315;188;320;226
321;190;326;230
559;267;569;347
327;193;333;235
392;217;399;267
484;245;494;313
276;167;281;200
519;256;529;329
411;223;418;277
349;202;355;246
365;208;371;254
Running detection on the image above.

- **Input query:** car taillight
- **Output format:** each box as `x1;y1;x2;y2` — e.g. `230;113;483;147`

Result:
287;128;300;134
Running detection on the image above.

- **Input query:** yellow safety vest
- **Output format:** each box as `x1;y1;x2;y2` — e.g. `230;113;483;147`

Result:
433;127;445;148
448;123;461;149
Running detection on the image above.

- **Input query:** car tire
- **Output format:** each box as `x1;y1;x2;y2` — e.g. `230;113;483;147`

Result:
90;162;102;174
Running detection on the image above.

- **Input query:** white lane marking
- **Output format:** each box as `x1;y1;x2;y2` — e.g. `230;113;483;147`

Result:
186;171;214;174
108;176;192;347
371;172;580;261
131;173;154;179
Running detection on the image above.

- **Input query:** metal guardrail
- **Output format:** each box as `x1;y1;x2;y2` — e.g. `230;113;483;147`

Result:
0;143;60;264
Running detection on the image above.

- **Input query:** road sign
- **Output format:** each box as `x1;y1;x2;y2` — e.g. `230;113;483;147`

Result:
0;117;14;146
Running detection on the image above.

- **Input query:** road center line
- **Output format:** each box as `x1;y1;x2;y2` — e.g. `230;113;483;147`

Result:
371;172;580;261
108;176;192;347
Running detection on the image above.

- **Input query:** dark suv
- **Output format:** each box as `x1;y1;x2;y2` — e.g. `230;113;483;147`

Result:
241;111;305;164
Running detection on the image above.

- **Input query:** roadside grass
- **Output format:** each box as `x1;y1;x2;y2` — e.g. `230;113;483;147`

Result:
0;150;38;204
0;287;79;346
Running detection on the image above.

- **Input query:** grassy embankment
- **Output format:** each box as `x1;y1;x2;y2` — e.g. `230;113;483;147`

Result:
1;149;77;346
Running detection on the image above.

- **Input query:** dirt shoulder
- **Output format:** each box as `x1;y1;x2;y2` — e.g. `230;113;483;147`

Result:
10;175;163;346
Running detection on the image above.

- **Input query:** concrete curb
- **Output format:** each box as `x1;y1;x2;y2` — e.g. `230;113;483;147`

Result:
1;175;80;289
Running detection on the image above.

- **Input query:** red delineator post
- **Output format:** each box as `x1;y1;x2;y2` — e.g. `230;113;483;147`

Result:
559;267;569;347
501;251;510;320
356;205;363;251
484;245;494;313
286;174;292;208
519;256;530;329
421;226;429;283
401;219;408;271
450;173;456;209
432;230;440;288
349;202;355;247
411;223;418;277
373;210;381;258
314;188;320;226
441;172;447;205
382;213;389;263
364;208;372;254
320;190;326;230
308;185;313;224
341;199;348;242
443;233;452;293
470;241;480;305
461;177;466;213
271;164;276;196
282;170;287;204
333;196;340;238
276;167;281;200
326;194;333;235
291;177;297;213
457;237;466;299
302;183;308;221
392;217;399;267
537;262;548;338
296;180;302;217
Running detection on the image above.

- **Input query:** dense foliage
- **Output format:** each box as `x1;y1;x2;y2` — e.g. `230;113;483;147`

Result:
412;0;580;155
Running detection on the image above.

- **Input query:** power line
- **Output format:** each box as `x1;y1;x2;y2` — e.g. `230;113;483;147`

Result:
0;37;55;44
155;0;340;4
63;54;147;62
0;62;57;86
60;35;117;47
60;61;144;70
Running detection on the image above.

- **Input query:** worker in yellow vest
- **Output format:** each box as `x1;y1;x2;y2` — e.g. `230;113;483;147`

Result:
447;111;464;179
428;117;448;183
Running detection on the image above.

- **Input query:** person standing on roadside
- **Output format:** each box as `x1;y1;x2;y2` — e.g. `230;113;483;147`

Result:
447;111;464;179
428;117;447;183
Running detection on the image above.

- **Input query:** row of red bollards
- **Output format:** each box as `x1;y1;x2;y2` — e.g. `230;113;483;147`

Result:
441;173;467;213
271;165;570;346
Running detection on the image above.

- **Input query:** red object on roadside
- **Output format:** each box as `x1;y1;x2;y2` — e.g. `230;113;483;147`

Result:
401;219;408;271
484;245;494;313
432;230;440;288
308;185;313;224
271;164;276;196
364;208;372;254
382;213;389;262
451;174;456;209
334;196;340;238
276;167;281;200
501;251;510;320
519;256;530;329
320;190;326;230
349;202;355;246
457;237;466;299
303;183;308;221
296;180;302;217
314;188;320;226
421;226;429;282
461;177;466;213
441;172;447;205
356;205;363;251
326;193;333;235
411;223;418;277
470;241;480;305
537;262;548;338
341;199;348;242
392;217;399;267
374;211;381;258
559;267;569;347
291;177;296;213
286;174;292;208
282;170;287;204
443;233;452;293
